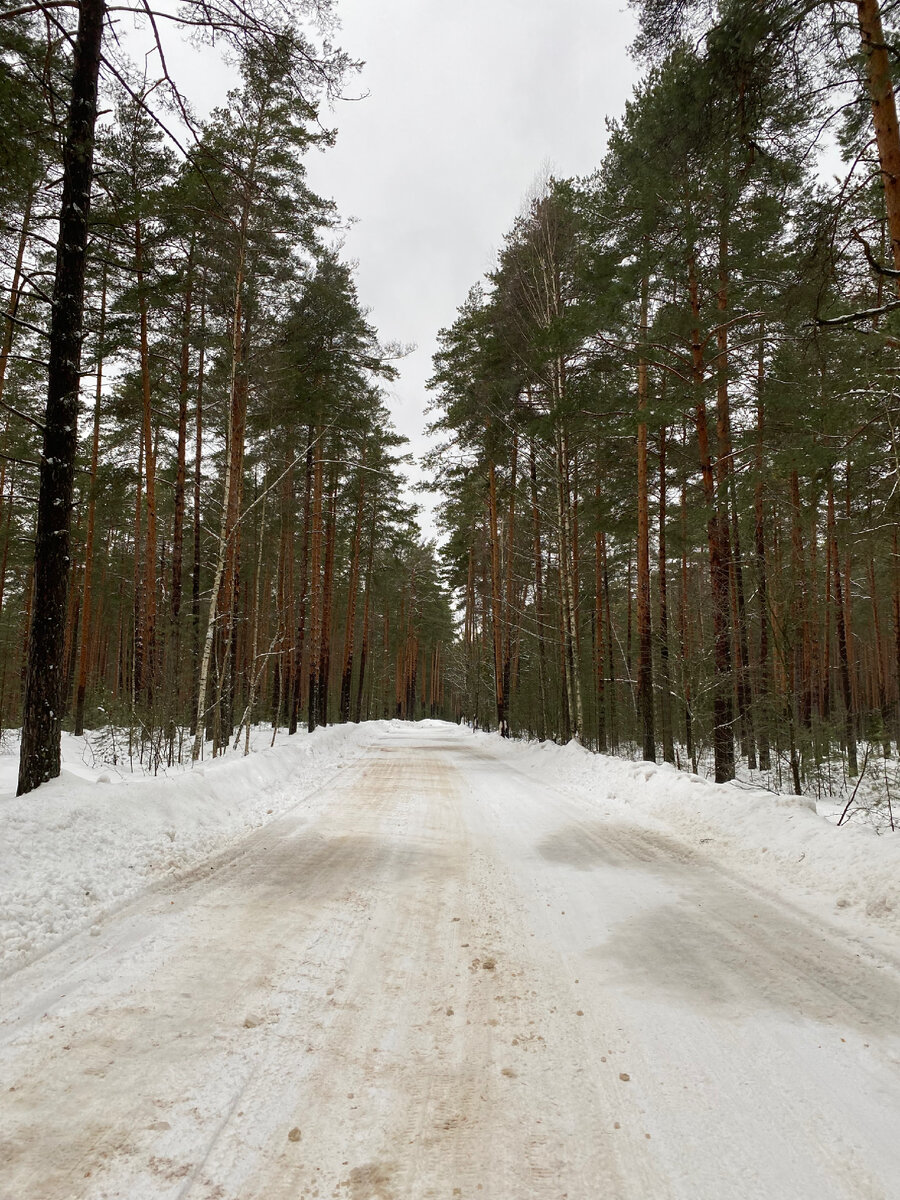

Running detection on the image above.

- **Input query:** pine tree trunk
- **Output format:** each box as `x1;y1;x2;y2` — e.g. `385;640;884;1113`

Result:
307;433;324;733
317;469;337;728
290;426;314;734
487;458;508;735
689;251;734;782
502;435;517;733
171;244;194;626
529;439;549;742
190;283;206;737
593;459;606;752
74;264;107;737
602;531;617;751
339;452;367;722
754;345;772;771
135;216;158;709
658;426;675;764
857;0;900;276
191;254;248;760
555;429;583;738
353;506;377;724
18;0;105;794
828;482;858;776
679;469;696;773
868;555;891;755
637;273;655;762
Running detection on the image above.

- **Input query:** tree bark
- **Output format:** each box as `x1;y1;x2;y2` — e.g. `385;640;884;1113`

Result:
487;458;508;735
658;425;675;764
754;335;772;770
828;482;858;776
689;251;734;782
171;243;194;625
19;0;105;794
73;262;107;737
636;273;655;761
856;0;900;276
529;439;549;742
339;449;366;723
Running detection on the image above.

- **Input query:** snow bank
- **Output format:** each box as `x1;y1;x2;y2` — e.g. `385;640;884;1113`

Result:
0;722;380;973
476;731;900;936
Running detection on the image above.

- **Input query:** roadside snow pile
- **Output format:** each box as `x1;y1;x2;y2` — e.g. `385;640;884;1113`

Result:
478;731;900;936
0;722;379;973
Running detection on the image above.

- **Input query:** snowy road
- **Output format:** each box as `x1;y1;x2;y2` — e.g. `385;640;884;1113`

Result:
3;722;900;1200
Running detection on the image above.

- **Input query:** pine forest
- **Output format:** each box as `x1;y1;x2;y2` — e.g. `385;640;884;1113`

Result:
3;0;900;813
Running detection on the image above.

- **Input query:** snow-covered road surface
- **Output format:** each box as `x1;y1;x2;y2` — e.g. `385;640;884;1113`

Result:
3;722;900;1200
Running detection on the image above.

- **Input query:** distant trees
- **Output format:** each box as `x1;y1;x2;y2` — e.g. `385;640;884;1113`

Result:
0;1;454;789
429;2;900;792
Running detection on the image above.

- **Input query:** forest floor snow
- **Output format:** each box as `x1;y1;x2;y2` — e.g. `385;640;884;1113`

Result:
2;720;900;1198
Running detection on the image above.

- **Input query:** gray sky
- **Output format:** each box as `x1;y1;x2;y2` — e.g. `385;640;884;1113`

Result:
303;0;641;536
135;0;641;536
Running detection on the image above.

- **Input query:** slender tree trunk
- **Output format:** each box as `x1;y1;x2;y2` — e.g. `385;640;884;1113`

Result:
339;451;367;722
602;531;617;751
18;0;105;794
354;506;377;725
74;263;107;736
636;273;655;761
307;433;324;733
679;466;696;773
487;458;508;735
134;214;158;708
555;429;583;739
171;243;194;626
190;280;206;736
857;0;900;276
192;251;248;759
290;426;314;734
868;554;891;755
754;337;772;771
658;426;675;764
317;468;337;728
593;449;606;752
689;251;734;782
502;435;518;732
529;439;548;742
828;482;858;776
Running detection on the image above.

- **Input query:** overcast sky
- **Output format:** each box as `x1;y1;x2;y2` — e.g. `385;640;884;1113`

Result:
139;0;641;535
300;0;641;535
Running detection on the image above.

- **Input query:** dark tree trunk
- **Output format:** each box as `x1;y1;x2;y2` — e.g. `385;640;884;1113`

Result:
171;245;194;625
689;251;734;783
636;273;655;762
339;453;366;723
74;263;107;737
18;0;105;795
487;459;507;736
290;425;314;734
657;426;675;764
353;508;376;724
752;328;772;769
829;483;858;776
530;439;549;742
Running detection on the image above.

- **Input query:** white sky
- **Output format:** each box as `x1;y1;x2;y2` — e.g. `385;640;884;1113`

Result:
127;0;641;537
305;0;641;536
